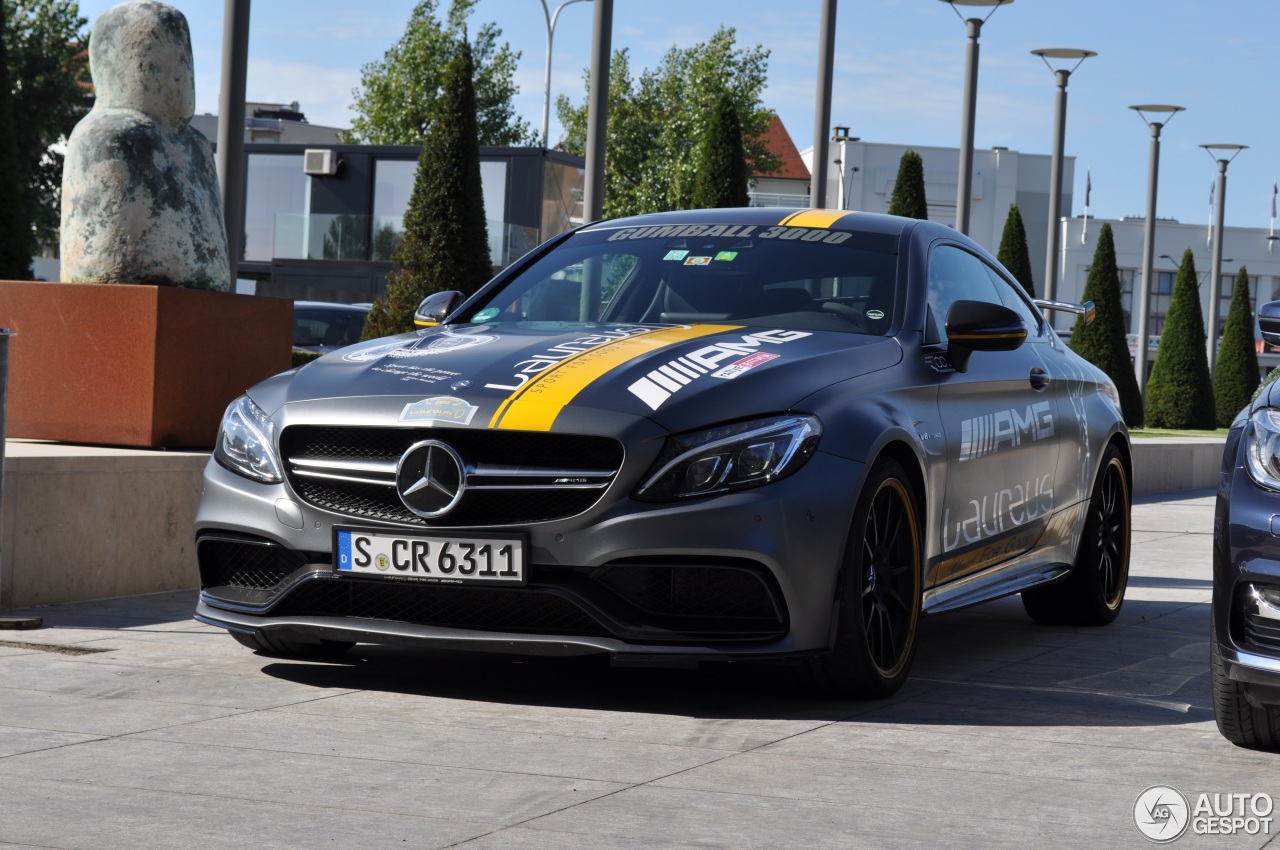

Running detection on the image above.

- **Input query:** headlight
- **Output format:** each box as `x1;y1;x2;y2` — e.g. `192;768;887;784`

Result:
635;414;822;501
1100;379;1121;410
214;395;284;484
1246;408;1280;491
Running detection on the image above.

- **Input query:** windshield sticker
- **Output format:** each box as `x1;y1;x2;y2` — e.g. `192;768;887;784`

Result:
714;251;738;262
399;396;479;425
663;249;689;261
472;307;500;322
607;224;760;242
489;324;741;431
866;309;885;320
959;402;1054;462
627;328;810;410
684;256;712;266
711;351;778;379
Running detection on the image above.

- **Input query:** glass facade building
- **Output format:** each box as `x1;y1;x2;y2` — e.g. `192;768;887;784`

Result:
236;144;586;304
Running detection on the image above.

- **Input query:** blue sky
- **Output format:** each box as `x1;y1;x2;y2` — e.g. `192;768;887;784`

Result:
77;0;1279;231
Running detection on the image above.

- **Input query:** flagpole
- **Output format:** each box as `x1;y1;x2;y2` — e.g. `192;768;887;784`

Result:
1270;179;1276;254
1081;167;1090;243
1208;177;1214;249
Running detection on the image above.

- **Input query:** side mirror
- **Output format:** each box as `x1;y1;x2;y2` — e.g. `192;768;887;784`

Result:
413;290;463;327
1260;301;1280;346
944;300;1027;373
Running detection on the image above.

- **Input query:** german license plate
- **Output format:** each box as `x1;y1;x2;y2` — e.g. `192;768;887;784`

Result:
335;528;525;585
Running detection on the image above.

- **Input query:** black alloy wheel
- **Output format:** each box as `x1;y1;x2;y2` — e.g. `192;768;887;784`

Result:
1022;444;1130;626
807;457;922;698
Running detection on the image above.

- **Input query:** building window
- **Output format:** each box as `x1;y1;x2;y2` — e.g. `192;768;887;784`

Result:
372;159;417;260
243;153;306;262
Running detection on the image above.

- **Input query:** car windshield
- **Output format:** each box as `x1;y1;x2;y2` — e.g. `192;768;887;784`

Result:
464;223;900;336
293;306;369;348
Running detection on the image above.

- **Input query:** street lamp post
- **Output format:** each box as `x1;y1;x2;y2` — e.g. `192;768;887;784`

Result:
540;0;592;149
1201;143;1248;375
941;0;1013;235
1131;105;1184;396
1032;48;1095;308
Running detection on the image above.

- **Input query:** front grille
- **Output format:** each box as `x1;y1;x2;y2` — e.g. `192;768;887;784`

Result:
198;534;326;605
275;579;611;636
1243;585;1280;655
280;426;624;527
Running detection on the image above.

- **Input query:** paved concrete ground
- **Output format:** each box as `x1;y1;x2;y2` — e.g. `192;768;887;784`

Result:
0;490;1275;849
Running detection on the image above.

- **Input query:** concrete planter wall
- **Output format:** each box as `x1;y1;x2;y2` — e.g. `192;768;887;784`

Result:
0;281;292;448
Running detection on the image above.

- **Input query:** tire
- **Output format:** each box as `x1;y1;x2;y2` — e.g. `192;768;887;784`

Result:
807;458;923;699
231;630;355;660
1211;624;1280;750
1022;444;1130;626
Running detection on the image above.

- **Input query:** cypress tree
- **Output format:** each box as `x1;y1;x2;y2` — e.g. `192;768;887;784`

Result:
1214;265;1261;425
1145;248;1216;429
0;3;31;279
690;92;749;209
362;40;492;340
886;150;928;219
996;202;1035;298
1068;223;1143;425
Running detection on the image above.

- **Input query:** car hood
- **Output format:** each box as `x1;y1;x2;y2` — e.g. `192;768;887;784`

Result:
263;322;902;434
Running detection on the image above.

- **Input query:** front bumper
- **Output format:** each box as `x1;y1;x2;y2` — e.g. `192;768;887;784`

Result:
195;449;866;658
1214;440;1280;689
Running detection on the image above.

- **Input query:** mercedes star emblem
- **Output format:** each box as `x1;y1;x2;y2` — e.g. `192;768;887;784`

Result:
395;440;465;518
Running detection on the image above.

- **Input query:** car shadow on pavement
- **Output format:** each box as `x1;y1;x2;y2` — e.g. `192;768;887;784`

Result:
256;593;1214;729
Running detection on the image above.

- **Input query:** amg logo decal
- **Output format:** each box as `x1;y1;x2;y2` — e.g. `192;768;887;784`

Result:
627;329;808;411
959;401;1054;462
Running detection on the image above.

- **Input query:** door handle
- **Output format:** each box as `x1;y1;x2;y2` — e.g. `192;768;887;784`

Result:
1030;368;1050;391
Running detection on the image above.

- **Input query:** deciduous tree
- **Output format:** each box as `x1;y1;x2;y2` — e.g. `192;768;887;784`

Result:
1145;248;1216;429
555;27;776;218
3;0;87;261
1068;223;1143;425
342;0;534;147
0;1;30;278
361;41;491;340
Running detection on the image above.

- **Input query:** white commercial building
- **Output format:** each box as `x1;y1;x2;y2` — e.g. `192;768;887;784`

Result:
802;137;1278;376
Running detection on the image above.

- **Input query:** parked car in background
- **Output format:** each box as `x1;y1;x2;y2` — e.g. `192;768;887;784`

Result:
197;208;1131;698
1212;301;1280;749
292;301;371;356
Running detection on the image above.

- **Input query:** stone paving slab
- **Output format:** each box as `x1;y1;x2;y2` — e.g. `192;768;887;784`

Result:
1;489;1277;849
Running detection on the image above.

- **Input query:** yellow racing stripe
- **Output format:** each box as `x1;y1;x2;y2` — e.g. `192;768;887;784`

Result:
488;324;741;431
778;209;853;229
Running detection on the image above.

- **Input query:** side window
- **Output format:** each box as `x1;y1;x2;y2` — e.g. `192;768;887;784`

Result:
926;245;1001;344
984;265;1045;338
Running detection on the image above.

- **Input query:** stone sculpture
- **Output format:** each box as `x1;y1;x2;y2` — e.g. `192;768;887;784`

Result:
60;0;229;290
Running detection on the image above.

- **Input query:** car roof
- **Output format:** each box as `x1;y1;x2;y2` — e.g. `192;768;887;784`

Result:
294;301;370;311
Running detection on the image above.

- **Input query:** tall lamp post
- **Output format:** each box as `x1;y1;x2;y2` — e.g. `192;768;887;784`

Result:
1130;104;1184;396
940;0;1013;235
1032;48;1095;308
1201;143;1248;374
539;0;592;149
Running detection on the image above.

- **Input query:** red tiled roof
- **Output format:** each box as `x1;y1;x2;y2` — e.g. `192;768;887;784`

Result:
754;114;810;181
